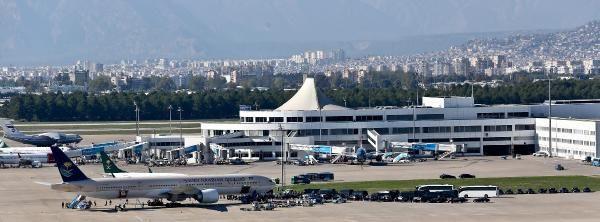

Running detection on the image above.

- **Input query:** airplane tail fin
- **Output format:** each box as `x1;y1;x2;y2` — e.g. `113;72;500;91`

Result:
99;151;127;174
50;145;89;182
0;119;24;137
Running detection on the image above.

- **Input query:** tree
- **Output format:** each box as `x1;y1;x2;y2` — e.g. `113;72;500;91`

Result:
88;76;113;92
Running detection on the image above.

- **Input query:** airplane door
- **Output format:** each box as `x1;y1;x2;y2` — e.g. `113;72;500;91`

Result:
118;189;128;198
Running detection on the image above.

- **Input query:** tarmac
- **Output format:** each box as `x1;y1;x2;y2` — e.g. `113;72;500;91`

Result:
1;151;599;222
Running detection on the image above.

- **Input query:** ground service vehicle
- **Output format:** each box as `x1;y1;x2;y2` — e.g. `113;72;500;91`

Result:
458;186;499;198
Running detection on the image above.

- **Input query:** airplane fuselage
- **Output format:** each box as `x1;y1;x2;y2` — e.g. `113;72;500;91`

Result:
51;174;275;200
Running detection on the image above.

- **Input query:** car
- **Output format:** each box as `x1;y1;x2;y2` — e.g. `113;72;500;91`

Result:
398;191;417;202
229;158;246;165
440;174;456;179
473;197;490;203
555;164;565;171
291;175;311;184
583;187;592;192
449;197;468;203
318;189;338;200
517;189;525;194
572;187;581;193
504;189;514;195
349;191;369;201
526;188;536;194
538;188;547;194
338;189;354;198
533;151;550;157
318;172;334;181
548;188;558;193
459;174;476;179
559;187;569;193
498;189;505;195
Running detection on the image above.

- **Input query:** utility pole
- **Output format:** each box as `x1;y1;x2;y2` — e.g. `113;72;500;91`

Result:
178;106;183;148
168;105;173;134
134;101;140;136
279;123;285;187
548;68;553;156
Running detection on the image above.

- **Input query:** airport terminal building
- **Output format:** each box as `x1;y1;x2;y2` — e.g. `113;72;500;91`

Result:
199;78;600;160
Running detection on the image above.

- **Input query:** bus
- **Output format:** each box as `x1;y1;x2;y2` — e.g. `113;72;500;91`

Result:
416;184;454;192
458;185;499;198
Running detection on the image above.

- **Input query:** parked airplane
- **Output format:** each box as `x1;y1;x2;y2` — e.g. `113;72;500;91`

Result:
49;146;275;206
0;146;71;155
99;151;185;178
0;120;82;146
0;153;48;167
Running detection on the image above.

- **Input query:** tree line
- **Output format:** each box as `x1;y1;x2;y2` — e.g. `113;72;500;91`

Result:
1;78;600;122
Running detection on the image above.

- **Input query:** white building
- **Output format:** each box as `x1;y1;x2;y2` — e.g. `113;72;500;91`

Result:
198;78;600;161
535;118;599;159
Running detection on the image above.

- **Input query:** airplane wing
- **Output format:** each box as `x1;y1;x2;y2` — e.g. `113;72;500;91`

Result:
34;181;52;186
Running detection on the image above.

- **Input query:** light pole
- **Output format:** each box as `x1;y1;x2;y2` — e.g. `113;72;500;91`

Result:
178;106;183;148
547;67;553;156
134;101;140;136
278;123;285;187
168;105;173;134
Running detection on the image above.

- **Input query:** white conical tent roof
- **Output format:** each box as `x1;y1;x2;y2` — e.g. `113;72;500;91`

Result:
276;78;349;111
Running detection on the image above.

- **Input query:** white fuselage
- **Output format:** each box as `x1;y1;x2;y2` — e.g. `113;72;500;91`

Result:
51;174;275;200
0;153;49;164
103;172;187;178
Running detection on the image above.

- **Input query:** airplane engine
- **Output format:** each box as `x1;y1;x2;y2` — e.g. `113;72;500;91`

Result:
192;189;219;203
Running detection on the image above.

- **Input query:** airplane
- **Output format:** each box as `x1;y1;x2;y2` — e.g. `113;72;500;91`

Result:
0;146;72;155
49;146;275;207
0;119;82;146
99;151;186;178
0;153;48;167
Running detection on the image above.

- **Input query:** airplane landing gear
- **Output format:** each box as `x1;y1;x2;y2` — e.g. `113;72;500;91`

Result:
165;202;182;208
147;199;164;206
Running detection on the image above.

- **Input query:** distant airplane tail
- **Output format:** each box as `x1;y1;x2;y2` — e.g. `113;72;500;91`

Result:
0;119;24;137
50;145;89;182
99;151;127;174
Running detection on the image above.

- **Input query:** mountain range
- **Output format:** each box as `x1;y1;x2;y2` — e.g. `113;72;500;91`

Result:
1;0;599;65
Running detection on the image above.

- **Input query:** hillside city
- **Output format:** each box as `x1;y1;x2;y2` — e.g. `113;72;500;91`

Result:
0;20;599;94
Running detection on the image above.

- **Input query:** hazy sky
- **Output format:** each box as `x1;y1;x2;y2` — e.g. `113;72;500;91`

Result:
1;0;599;64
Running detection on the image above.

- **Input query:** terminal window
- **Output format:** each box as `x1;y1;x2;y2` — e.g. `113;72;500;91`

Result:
286;117;303;122
387;115;413;121
306;116;322;122
477;112;505;119
269;117;283;122
417;114;444;120
255;117;267;122
356;115;384;122
325;116;354;122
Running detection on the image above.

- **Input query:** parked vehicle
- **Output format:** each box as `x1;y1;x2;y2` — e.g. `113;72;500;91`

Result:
458;186;499;198
291;175;311;184
548;188;558;193
583;187;592;192
526;188;536;194
571;187;581;193
349;191;369;200
559;187;569;193
439;174;456;179
555;164;565;171
533;151;550;157
473;197;490;203
318;189;338;200
459;174;476;179
449;197;468;203
416;184;455;192
318;172;335;181
338;189;354;198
